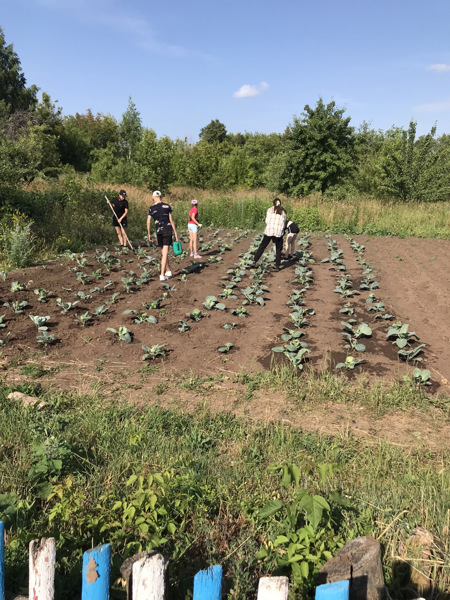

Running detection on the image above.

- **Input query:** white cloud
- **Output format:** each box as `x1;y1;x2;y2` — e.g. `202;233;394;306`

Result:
233;81;270;99
414;100;450;113
428;63;450;72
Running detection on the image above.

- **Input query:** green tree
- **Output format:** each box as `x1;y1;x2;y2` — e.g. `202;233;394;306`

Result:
120;97;142;160
199;119;228;144
378;121;449;201
0;26;37;116
274;98;355;196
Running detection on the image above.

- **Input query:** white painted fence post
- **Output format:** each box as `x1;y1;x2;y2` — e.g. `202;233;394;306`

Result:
29;537;56;600
132;553;168;600
257;576;289;600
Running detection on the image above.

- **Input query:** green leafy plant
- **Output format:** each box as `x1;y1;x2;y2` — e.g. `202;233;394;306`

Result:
142;344;167;360
37;331;55;346
178;320;191;332
6;300;29;313
76;291;92;301
76;271;90;285
231;307;248;318
386;323;420;349
107;326;132;343
398;344;425;362
341;321;372;352
0;332;11;347
412;368;431;385
336;356;364;370
10;281;26;292
143;297;164;310
56;298;79;314
218;342;233;353
34;288;51;303
203;296;226;310
123;310;158;324
222;322;237;329
186;308;204;321
77;311;92;327
93;304;109;316
29;315;50;330
0;314;6;328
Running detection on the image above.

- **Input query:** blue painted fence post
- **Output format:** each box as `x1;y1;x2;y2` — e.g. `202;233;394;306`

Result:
315;579;350;600
0;521;4;600
82;544;111;600
193;565;222;600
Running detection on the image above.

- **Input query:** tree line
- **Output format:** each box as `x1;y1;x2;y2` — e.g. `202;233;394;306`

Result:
2;26;450;202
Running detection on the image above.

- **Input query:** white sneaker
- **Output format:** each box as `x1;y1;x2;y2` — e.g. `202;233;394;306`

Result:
165;271;172;277
159;275;168;281
190;252;194;257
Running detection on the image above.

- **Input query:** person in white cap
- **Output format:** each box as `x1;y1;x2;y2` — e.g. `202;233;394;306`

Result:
147;191;179;281
188;199;202;259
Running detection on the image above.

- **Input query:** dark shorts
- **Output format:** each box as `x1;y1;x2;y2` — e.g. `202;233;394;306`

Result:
157;232;172;247
113;217;127;228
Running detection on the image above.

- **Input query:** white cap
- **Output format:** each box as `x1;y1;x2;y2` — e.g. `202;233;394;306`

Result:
152;190;161;197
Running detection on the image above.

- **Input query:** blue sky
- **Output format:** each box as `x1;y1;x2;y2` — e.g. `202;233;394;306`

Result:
2;0;450;141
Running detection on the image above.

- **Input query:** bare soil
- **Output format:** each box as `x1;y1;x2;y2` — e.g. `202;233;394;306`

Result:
1;231;449;450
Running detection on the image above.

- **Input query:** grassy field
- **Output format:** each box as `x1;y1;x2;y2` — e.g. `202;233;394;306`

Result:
0;379;448;599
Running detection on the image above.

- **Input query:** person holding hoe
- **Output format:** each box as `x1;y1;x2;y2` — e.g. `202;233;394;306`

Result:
188;199;202;259
147;190;179;282
109;189;129;247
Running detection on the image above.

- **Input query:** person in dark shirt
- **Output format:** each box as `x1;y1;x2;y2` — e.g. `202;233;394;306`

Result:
147;190;179;282
284;220;300;260
109;189;129;247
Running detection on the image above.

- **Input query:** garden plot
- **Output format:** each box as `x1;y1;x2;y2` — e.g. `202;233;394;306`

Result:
0;231;449;398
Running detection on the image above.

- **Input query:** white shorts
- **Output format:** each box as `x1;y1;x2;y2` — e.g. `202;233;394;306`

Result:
188;223;198;233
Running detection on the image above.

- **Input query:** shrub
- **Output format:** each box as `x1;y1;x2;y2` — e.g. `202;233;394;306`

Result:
0;213;36;268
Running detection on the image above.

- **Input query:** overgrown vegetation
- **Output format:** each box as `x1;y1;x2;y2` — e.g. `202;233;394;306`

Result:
0;382;448;599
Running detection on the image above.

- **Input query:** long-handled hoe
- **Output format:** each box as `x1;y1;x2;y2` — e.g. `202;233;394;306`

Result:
105;195;134;252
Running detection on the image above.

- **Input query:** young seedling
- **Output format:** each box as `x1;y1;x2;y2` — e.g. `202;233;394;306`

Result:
218;342;233;353
0;332;11;346
398;344;425;362
108;293;120;304
37;331;55;346
178;320;191;332
412;368;431;385
203;296;226;310
56;298;79;314
143;297;164;310
77;311;92;327
103;280;114;291
121;275;136;293
93;305;109;316
222;322;237;329
77;291;92;301
142;344;167;360
107;326;132;343
289;308;314;328
341;321;372;352
240;287;265;306
231;307;248;318
0;315;6;328
186;308;204;321
219;288;238;299
92;268;104;280
75;253;88;267
34;288;51;303
10;281;26;292
272;345;310;370
339;303;355;316
386;323;420;348
280;329;306;343
123;310;158;324
8;300;29;314
29;315;50;330
336;356;364;370
76;272;90;285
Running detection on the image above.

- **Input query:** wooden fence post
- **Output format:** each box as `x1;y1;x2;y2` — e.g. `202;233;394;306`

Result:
82;544;111;600
193;565;222;600
316;579;350;600
0;522;4;600
257;576;289;599
29;537;56;600
132;553;168;600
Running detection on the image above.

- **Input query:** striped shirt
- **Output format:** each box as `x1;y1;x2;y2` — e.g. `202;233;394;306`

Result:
264;207;286;237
